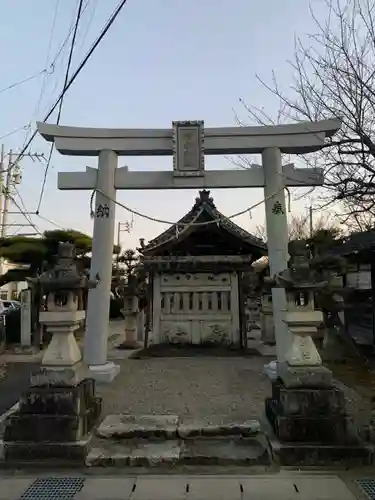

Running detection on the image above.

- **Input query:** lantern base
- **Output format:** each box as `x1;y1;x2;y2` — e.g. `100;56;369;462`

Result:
277;362;333;388
2;365;101;466
264;366;373;465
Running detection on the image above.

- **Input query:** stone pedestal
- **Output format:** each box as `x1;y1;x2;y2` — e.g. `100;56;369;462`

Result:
124;313;138;343
120;295;140;349
264;363;372;465
137;309;145;342
3;365;101;465
260;312;275;345
260;293;275;345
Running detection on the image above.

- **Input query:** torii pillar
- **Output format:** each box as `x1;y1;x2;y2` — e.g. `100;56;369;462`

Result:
85;150;119;381
37;119;341;382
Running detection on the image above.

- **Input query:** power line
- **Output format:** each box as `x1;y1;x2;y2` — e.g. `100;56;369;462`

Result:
0;124;31;141
0;69;48;96
32;0;129;216
8;193;42;236
21;1;93;149
27;0;61;131
49;0;92;70
13;187;42;235
19;0;129;164
76;0;99;59
37;213;65;229
36;0;85;214
57;0;85;125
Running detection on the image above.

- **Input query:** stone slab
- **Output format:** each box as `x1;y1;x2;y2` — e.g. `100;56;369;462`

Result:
4;413;84;442
131;477;187;500
75;478;136;500
177;416;261;439
267;433;373;466
277;363;333;388
241;477;300;500
274;383;346;416
130;440;181;467
188;477;242;500
263;413;373;466
19;379;96;415
3;437;92;466
96;414;179;440
86;440;181;467
293;477;357;500
180;438;270;466
276;414;351;443
0;478;34;500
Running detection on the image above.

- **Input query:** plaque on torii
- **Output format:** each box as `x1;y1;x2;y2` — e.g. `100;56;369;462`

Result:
172;120;204;177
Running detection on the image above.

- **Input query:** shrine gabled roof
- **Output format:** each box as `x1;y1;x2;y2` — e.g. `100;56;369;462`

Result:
139;190;267;255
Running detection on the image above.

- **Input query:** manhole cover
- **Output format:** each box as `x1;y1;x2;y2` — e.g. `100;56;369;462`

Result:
20;477;85;500
355;479;375;500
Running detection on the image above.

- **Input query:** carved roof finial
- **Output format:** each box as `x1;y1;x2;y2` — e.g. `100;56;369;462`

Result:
194;190;215;208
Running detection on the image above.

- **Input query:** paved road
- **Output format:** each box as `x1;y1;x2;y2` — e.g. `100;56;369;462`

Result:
0;474;364;499
0;362;38;415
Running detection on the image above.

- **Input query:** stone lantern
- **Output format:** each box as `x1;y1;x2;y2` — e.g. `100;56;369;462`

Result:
34;243;100;372
3;242;102;465
276;240;326;366
120;274;140;348
264;240;372;466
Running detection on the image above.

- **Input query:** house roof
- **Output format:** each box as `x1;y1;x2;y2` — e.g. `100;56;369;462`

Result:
139;190;267;255
327;230;375;257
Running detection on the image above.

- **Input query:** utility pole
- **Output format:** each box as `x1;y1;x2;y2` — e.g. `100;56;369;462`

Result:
117;221;131;248
2;149;14;238
0;144;4;276
309;205;313;238
1;149;44;239
116;221;131;268
0;144;4;230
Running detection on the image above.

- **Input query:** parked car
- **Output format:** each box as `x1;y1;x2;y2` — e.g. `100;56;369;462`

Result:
0;300;21;314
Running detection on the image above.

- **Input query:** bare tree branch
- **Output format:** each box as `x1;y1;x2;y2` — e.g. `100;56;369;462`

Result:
238;0;375;228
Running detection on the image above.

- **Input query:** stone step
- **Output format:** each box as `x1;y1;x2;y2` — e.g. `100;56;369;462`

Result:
86;436;270;467
95;414;261;441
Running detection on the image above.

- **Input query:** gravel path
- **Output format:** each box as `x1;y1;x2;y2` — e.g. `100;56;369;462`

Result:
98;356;269;421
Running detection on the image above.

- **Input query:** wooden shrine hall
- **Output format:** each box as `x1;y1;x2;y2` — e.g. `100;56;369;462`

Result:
139;190;266;347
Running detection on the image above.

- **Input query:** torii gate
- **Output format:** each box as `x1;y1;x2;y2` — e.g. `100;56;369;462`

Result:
37;119;341;382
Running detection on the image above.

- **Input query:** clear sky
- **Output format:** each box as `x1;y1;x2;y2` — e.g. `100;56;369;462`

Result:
0;0;328;249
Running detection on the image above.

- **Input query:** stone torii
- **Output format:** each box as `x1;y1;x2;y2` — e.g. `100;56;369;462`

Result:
37;119;341;382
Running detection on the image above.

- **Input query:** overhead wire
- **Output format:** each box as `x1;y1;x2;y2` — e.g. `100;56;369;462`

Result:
21;0;93;149
8;0;129;227
24;0;61;142
49;0;92;71
36;0;86;214
18;0;129;165
37;213;65;230
0;124;31;141
7;193;42;236
0;0;123;237
6;0;128;234
75;0;99;59
0;69;50;96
